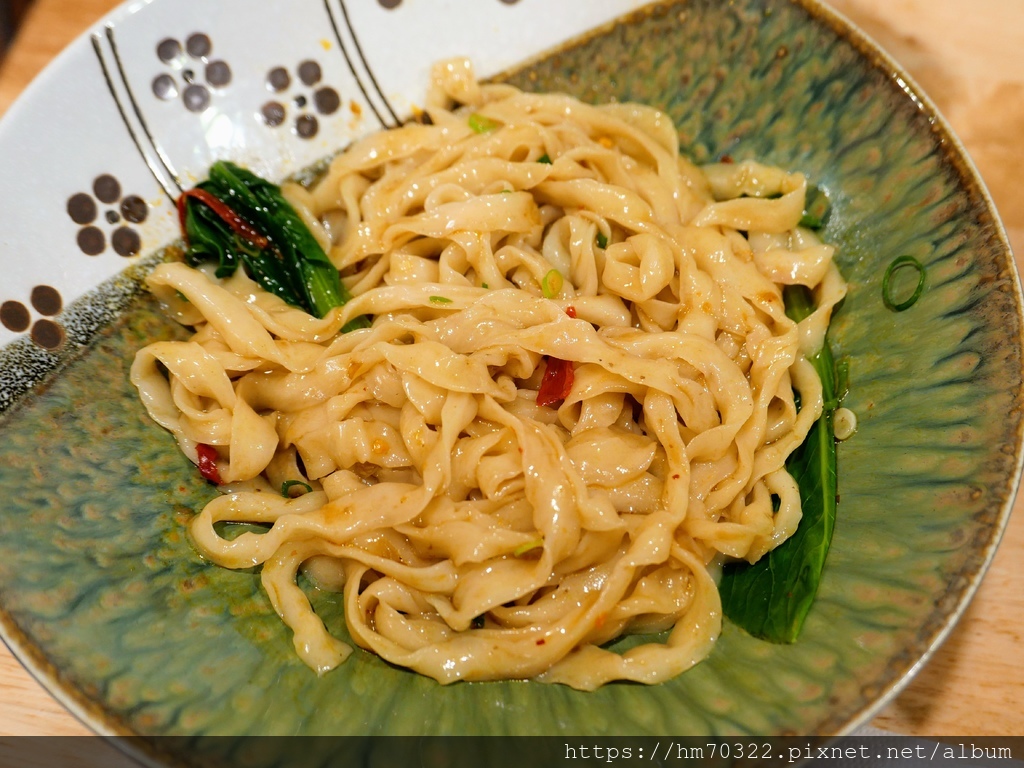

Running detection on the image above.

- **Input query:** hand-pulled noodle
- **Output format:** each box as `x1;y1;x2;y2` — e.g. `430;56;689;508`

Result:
131;58;846;689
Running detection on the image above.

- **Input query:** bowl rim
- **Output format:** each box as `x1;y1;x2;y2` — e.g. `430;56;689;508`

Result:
790;0;1023;736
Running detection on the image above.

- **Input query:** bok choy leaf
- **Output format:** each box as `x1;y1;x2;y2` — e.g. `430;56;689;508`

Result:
718;285;838;643
179;161;367;329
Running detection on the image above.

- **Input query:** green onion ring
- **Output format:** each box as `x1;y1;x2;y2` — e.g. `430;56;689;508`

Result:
542;268;563;299
882;255;926;311
281;480;313;497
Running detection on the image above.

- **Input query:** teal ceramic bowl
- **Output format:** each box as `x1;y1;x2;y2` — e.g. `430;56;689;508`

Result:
0;0;1020;751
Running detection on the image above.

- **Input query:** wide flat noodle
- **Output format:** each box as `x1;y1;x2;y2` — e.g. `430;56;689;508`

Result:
132;58;845;689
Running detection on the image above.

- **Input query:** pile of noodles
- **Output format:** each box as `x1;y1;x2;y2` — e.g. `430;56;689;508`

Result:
131;59;846;690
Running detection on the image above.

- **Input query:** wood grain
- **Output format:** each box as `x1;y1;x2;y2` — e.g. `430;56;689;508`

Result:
0;0;1021;739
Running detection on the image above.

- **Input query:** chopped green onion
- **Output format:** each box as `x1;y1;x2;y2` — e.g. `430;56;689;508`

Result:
538;153;552;164
882;255;926;311
281;480;313;497
468;113;500;133
595;231;609;249
429;295;453;305
799;185;830;229
481;282;489;289
514;539;544;556
541;269;564;299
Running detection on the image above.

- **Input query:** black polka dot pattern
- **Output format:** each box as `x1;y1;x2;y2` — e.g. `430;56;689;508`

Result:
1;285;66;350
0;302;30;333
185;33;211;59
260;59;340;140
66;175;148;258
152;32;231;113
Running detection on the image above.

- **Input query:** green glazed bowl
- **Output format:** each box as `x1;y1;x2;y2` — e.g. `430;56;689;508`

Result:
0;0;1020;751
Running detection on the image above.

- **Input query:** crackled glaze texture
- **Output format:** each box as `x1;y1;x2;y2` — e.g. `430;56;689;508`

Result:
0;0;1020;750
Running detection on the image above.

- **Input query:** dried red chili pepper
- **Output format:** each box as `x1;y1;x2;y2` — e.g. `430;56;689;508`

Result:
196;443;223;484
536;306;578;407
536;357;574;407
178;188;270;249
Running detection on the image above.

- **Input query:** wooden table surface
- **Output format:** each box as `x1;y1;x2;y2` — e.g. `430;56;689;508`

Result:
0;0;1022;740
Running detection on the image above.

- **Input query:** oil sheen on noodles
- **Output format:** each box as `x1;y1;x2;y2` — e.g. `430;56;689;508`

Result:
131;59;846;690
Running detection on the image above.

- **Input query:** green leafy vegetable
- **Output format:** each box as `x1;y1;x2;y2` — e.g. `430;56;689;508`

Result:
718;284;837;643
835;357;850;403
595;231;609;249
179;161;367;327
799;184;830;229
882;255;926;311
537;153;553;164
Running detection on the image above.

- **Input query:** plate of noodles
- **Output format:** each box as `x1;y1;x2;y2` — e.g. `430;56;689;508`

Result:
0;0;1020;751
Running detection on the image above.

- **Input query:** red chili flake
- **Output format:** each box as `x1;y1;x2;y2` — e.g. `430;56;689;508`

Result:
672;473;681;480
196;443;223;484
720;154;734;164
535;304;580;407
536;638;546;646
536;357;574;407
179;188;270;249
